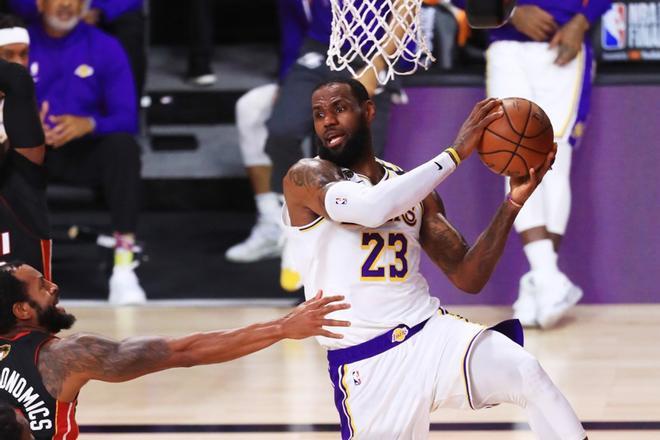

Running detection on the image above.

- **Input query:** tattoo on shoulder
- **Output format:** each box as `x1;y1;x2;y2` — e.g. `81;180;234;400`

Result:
288;159;343;189
38;334;171;397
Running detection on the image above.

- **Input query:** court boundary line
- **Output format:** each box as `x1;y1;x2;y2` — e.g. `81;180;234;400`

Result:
79;421;660;433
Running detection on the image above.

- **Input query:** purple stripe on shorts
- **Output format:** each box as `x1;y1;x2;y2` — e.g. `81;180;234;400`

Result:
569;43;594;148
329;364;353;440
327;315;433;369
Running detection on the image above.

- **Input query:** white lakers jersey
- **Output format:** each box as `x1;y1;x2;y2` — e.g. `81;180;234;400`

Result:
283;159;440;349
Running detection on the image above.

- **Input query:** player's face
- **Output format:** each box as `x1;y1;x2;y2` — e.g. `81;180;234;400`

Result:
13;265;76;333
312;83;373;168
0;43;29;68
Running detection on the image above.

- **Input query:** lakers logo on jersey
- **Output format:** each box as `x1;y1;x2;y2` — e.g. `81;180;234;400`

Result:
391;327;409;343
0;345;11;361
74;64;95;78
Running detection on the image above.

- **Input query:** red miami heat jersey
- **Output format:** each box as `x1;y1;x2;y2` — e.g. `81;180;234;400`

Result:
0;331;78;439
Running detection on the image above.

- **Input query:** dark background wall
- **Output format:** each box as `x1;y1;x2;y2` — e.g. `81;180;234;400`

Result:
149;1;280;46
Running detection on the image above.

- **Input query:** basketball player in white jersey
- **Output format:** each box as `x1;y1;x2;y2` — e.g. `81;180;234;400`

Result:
282;78;587;439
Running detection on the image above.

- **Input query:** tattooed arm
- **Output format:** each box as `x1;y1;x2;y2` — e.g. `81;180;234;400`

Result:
420;192;519;293
420;144;558;293
283;158;345;226
37;292;350;401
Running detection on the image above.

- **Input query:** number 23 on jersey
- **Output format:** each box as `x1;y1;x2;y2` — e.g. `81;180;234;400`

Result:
361;232;409;281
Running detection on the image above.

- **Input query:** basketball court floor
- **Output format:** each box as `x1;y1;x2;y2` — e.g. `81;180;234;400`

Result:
59;302;660;439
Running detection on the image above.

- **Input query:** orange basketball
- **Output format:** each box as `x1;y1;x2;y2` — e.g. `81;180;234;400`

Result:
477;97;554;177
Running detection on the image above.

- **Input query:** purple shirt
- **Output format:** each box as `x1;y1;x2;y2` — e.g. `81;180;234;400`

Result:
307;0;333;44
28;22;138;135
490;0;612;42
9;0;142;23
277;0;311;80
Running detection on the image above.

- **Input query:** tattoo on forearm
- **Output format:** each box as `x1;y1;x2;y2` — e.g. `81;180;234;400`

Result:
468;203;516;281
421;215;469;276
39;334;171;397
422;200;516;290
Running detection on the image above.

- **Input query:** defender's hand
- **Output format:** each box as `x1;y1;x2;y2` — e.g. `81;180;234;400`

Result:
281;290;351;339
452;98;503;161
550;14;589;66
508;143;557;205
510;5;558;41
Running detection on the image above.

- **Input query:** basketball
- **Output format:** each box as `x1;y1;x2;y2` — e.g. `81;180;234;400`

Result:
477;98;554;177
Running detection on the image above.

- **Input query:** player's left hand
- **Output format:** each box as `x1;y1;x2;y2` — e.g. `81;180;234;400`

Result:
508;142;557;205
281;290;351;340
47;115;95;148
550;13;589;66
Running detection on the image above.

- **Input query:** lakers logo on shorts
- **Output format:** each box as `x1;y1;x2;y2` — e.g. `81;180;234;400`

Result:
0;345;11;362
391;327;409;343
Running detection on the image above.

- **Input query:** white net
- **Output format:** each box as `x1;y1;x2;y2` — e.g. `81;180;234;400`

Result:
327;0;434;85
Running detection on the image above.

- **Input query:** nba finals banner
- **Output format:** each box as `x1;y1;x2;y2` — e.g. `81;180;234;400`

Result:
598;1;660;60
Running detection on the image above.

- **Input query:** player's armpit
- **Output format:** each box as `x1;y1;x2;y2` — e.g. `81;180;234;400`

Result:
283;158;344;225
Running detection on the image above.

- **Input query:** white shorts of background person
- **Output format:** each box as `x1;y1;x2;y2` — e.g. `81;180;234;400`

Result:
486;40;592;328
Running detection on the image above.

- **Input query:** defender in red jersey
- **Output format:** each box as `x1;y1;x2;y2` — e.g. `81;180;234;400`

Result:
0;261;350;439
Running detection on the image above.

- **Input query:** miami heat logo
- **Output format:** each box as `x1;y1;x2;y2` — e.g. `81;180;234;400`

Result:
0;345;11;362
391;327;409;343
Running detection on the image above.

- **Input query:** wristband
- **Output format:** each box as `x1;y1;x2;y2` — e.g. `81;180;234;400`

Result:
444;147;461;166
506;193;523;209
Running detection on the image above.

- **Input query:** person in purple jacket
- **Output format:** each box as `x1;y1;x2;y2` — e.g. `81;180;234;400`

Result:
8;0;146;98
26;0;145;305
482;0;611;328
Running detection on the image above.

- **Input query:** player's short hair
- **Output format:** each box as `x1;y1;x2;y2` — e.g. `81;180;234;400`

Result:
0;14;26;30
0;401;24;440
0;261;28;334
312;77;370;105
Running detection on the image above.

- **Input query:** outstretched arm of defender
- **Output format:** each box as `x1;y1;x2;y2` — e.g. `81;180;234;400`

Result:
420;144;557;293
38;292;350;401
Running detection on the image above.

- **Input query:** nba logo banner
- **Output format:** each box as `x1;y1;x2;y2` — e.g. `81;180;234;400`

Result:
602;3;627;50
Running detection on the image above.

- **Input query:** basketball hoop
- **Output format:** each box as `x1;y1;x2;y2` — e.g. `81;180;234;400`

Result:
326;0;434;85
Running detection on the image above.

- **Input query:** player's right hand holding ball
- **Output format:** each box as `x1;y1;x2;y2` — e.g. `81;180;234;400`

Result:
508;142;558;207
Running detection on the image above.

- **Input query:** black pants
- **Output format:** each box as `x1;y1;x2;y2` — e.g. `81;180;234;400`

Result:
45;133;142;233
102;10;147;99
264;39;392;193
187;0;214;74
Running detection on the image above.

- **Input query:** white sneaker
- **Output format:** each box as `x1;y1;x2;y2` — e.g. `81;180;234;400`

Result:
513;272;538;328
109;264;147;305
225;220;283;263
536;272;583;329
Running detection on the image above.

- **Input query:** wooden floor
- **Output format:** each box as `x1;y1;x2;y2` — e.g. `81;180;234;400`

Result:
59;303;660;439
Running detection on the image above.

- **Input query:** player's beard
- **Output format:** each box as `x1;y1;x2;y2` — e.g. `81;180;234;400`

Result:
316;116;371;169
33;302;76;334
